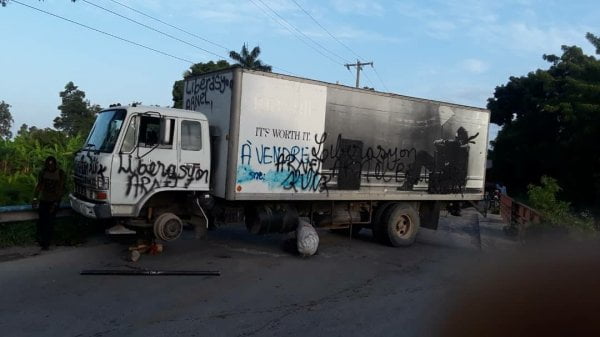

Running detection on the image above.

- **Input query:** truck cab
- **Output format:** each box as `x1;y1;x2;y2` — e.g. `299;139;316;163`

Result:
69;105;211;239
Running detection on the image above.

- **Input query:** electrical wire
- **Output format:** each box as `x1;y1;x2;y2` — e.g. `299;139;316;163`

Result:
289;0;363;61
81;0;228;60
11;0;194;64
361;70;376;89
106;0;231;52
249;0;346;66
371;66;390;92
255;0;350;64
289;0;390;91
94;0;300;76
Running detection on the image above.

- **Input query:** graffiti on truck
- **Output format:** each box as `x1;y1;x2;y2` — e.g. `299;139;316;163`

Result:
184;73;233;111
118;155;209;198
236;126;478;194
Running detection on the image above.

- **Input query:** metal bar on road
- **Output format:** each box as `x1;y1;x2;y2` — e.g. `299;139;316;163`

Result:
80;269;221;276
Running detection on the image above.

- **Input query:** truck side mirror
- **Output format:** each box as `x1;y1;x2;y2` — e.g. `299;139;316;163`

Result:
160;118;173;145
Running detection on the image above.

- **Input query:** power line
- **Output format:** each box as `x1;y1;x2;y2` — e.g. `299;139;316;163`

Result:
290;0;391;92
10;0;329;81
257;0;350;64
104;0;299;77
92;0;300;76
289;0;363;61
362;70;376;89
11;0;194;64
250;0;346;66
81;0;228;60
371;66;390;92
106;0;230;52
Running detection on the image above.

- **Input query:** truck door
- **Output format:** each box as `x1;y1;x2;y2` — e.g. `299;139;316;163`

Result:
112;114;178;204
178;119;210;191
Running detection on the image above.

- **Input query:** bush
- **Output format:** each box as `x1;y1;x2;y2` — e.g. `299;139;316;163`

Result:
0;131;84;206
527;176;596;236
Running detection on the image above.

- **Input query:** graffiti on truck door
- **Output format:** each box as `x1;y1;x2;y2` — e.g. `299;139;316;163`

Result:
117;154;209;198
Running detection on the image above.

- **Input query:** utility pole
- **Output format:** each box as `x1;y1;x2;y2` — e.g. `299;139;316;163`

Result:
345;59;373;88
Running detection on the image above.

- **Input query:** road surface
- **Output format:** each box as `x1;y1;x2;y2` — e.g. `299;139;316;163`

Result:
0;209;514;337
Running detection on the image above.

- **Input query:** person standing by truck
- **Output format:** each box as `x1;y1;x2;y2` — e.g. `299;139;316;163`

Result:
32;156;65;250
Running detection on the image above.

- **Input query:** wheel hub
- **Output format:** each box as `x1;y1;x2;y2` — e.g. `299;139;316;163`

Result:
393;215;411;237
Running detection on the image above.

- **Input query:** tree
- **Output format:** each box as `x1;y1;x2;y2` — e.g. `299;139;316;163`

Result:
172;60;230;108
0;100;13;140
487;33;600;213
229;44;272;72
53;82;100;137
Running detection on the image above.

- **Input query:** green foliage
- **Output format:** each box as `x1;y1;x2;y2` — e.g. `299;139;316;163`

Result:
229;44;272;71
0;100;13;140
527;176;570;218
172;60;231;108
54;81;101;137
527;176;595;234
488;33;600;213
0;128;84;205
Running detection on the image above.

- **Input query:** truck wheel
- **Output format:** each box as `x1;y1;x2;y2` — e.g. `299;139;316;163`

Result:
371;202;395;243
153;213;183;242
380;203;420;247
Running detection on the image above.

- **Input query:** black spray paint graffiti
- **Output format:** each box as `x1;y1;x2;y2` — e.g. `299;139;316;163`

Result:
118;155;209;198
184;74;232;111
77;153;107;178
259;133;417;193
243;126;477;194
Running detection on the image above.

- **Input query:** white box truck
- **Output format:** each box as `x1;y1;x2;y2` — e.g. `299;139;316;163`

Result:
70;67;489;246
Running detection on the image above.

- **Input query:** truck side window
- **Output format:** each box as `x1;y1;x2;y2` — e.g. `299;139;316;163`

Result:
138;116;174;148
181;120;202;151
121;116;137;153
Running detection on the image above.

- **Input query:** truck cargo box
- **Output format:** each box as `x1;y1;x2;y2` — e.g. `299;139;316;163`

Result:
183;67;489;202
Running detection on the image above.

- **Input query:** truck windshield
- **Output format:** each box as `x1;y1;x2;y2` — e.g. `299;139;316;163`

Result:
84;109;127;153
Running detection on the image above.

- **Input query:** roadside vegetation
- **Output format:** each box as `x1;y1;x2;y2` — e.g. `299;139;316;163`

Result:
526;176;596;238
488;33;600;225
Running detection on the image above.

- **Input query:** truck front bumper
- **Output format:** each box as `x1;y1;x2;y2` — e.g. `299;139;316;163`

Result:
69;193;112;219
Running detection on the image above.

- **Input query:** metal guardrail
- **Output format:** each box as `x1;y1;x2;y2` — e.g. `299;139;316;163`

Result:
499;194;543;241
0;203;73;224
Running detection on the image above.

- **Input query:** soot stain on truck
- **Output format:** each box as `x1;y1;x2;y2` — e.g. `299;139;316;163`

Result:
237;127;477;195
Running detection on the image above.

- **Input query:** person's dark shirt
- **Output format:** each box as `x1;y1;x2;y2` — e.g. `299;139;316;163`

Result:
37;169;65;202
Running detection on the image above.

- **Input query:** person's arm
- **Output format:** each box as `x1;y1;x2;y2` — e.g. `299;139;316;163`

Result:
32;170;43;208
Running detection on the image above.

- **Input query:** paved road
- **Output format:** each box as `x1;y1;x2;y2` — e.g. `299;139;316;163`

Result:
0;209;511;337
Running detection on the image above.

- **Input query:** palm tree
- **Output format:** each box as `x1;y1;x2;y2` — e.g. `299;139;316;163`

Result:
229;44;272;72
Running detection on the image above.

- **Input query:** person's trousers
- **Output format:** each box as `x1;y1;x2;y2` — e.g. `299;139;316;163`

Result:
37;201;57;248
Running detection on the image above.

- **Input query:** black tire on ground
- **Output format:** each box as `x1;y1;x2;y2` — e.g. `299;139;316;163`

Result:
371;202;395;243
380;203;420;247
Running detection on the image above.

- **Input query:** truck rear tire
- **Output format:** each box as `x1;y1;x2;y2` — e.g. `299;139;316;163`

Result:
371;202;395;243
379;203;420;247
153;212;183;242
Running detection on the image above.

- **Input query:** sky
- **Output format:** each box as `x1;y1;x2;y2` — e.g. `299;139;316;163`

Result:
1;0;599;142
